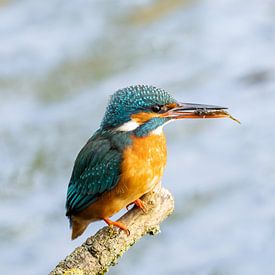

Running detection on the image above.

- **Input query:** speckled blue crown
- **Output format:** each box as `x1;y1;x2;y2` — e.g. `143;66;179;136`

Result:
101;85;176;129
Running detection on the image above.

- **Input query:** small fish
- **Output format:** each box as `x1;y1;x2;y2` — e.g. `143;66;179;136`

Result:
193;109;241;124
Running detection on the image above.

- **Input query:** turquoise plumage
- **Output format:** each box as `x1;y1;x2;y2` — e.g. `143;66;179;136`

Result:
101;85;175;129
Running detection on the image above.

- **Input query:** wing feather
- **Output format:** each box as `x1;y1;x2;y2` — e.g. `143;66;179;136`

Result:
66;132;122;216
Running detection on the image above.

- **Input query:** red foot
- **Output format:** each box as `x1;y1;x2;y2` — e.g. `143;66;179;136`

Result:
126;199;147;213
103;217;130;236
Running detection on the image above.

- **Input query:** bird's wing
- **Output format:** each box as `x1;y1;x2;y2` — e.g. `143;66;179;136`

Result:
66;133;122;216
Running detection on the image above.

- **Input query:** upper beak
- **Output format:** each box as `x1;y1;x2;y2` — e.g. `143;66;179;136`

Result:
163;102;229;120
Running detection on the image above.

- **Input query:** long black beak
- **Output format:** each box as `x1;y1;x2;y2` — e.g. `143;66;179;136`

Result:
176;102;227;111
162;102;230;120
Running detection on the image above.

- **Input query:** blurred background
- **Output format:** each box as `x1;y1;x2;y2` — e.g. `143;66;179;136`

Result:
0;0;275;274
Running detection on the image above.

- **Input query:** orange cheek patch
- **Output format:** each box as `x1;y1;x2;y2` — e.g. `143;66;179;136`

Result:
131;112;159;124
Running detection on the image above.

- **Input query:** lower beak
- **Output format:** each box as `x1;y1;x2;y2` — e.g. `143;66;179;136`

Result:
163;102;229;120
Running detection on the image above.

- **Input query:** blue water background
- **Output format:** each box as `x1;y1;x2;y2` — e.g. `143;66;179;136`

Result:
0;1;275;274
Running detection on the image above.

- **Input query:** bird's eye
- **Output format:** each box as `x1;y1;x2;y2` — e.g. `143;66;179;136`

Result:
151;105;168;113
151;105;162;113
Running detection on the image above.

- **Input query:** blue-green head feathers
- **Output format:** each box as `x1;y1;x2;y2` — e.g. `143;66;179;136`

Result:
101;85;176;130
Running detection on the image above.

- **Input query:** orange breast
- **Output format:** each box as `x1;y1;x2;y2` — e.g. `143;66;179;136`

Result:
76;132;167;221
119;132;167;201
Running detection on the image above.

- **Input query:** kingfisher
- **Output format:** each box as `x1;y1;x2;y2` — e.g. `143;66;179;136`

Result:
66;85;231;240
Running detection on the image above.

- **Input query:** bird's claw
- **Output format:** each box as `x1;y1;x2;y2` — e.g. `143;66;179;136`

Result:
126;198;147;213
103;218;130;236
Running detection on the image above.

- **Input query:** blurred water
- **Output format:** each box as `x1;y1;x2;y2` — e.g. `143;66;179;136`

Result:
1;0;275;274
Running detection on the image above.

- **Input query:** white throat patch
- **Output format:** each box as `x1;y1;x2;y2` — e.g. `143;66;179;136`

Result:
151;120;173;135
151;125;164;135
115;120;140;132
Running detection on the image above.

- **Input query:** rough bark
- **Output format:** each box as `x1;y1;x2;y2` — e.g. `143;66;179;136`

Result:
50;186;174;275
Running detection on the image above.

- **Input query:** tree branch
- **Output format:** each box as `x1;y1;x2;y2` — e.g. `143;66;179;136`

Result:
50;186;174;275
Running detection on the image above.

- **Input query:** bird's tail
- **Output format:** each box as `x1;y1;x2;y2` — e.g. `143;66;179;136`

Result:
71;218;89;240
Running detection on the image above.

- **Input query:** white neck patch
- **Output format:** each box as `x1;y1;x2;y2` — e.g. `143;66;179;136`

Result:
151;125;164;135
115;119;173;135
115;120;140;132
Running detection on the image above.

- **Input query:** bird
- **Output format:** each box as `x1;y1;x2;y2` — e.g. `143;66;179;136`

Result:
66;85;230;240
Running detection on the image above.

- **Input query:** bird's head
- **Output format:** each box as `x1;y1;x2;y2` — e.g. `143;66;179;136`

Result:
101;85;230;137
